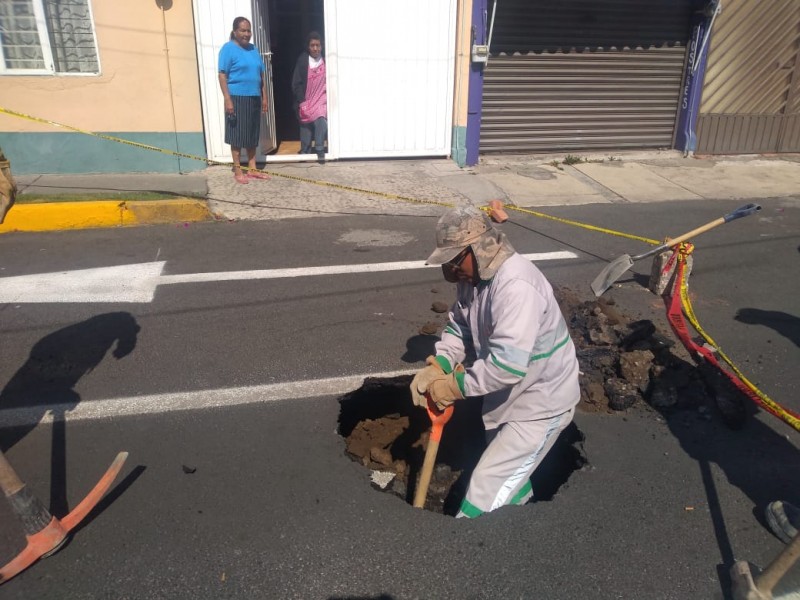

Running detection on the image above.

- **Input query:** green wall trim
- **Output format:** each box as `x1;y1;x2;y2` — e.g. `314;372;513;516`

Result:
451;125;467;168
0;132;207;174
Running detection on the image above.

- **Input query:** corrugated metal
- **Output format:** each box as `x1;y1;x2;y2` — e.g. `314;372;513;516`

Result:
696;114;783;154
481;0;693;153
779;115;800;152
696;0;800;154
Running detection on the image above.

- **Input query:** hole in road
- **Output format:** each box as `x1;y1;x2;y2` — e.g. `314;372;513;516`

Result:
337;284;752;515
338;376;588;515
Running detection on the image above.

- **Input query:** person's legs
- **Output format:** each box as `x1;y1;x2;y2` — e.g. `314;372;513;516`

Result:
246;148;257;171
456;407;575;518
244;148;270;180
231;147;247;184
313;117;327;157
299;123;313;154
766;501;799;543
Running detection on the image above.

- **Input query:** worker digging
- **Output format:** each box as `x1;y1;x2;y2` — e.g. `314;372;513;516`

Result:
407;205;580;518
340;205;789;519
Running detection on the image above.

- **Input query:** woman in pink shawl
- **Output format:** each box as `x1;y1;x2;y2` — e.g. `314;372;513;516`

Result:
291;31;328;163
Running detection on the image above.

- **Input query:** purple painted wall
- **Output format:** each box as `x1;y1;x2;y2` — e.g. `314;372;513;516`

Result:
465;0;487;166
674;1;716;154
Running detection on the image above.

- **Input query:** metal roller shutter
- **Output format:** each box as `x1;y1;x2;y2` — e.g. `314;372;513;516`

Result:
481;0;694;153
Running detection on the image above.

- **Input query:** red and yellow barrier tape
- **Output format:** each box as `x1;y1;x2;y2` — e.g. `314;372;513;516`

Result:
664;244;800;432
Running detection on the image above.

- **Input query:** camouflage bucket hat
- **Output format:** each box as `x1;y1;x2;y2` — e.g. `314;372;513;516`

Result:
426;206;493;265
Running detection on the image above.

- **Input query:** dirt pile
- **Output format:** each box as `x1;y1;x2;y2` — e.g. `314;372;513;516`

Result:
339;287;737;514
559;288;707;414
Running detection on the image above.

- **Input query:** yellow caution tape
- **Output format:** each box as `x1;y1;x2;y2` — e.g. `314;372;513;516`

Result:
4;106;791;428
0;106;452;208
0;106;663;244
506;205;661;246
676;248;800;432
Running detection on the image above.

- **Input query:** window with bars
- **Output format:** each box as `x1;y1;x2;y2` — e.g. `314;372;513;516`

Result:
0;0;99;75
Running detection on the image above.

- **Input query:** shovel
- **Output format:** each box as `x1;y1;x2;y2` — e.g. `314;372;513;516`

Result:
730;532;800;599
591;203;761;296
412;399;454;509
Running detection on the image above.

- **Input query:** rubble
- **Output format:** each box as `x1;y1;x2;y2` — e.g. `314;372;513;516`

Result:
340;286;746;514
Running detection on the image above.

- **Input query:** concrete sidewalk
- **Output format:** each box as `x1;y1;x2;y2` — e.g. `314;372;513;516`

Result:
4;150;800;231
204;149;800;221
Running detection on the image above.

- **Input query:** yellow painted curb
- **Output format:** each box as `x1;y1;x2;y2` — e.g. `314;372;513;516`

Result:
0;199;212;234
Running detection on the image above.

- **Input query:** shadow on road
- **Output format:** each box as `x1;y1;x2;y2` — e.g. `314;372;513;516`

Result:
652;357;800;598
400;334;438;363
735;308;800;349
0;312;140;518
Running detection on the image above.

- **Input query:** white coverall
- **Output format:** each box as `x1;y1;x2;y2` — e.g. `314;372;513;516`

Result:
433;253;580;517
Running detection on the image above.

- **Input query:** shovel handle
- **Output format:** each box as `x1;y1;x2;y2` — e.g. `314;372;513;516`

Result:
756;530;800;594
632;203;761;261
0;450;25;496
412;401;454;509
413;437;440;508
723;203;761;222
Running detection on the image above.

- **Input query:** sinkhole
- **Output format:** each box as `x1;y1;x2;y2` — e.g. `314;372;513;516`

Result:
338;376;588;515
336;288;751;515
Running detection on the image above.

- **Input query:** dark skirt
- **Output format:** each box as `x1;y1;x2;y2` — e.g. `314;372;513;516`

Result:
225;95;261;149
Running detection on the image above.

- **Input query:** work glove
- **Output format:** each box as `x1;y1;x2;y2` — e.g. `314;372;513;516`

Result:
424;365;466;411
409;356;444;408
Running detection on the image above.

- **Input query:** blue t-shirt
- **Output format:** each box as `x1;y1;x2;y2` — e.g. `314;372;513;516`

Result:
218;40;264;97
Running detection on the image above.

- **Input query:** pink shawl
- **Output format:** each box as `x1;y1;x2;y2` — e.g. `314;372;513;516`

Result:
299;60;327;123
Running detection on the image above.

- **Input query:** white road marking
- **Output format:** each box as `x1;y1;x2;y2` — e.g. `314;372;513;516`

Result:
0;262;165;304
0;251;578;304
0;369;417;428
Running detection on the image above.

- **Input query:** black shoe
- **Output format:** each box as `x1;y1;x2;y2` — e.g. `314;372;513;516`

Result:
316;151;325;164
765;501;799;544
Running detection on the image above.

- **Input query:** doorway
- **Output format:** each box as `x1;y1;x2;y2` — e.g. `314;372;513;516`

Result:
193;0;456;163
261;0;325;156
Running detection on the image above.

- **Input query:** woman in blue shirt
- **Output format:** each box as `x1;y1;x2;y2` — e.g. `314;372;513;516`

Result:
218;17;270;184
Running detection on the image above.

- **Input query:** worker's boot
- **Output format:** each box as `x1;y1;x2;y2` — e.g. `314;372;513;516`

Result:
765;501;799;544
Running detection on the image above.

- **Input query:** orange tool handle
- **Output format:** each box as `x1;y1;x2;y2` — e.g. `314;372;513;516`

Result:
412;400;454;509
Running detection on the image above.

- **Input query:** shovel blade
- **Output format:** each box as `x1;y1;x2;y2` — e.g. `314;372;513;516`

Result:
591;255;634;296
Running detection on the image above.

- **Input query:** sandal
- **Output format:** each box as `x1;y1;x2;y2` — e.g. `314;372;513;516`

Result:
234;173;249;184
247;171;271;180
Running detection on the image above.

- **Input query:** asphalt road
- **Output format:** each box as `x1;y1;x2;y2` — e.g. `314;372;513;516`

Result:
0;198;798;599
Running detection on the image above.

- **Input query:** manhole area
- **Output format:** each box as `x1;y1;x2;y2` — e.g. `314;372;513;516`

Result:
339;286;748;515
338;376;587;515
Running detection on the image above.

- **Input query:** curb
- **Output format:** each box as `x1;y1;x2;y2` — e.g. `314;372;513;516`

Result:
0;199;212;234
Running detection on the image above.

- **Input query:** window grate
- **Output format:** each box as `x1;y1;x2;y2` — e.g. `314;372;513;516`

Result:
0;0;46;70
0;0;99;75
44;0;97;73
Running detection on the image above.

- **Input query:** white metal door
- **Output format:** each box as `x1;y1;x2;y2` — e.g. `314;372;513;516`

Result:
324;0;457;158
192;0;275;162
251;0;277;156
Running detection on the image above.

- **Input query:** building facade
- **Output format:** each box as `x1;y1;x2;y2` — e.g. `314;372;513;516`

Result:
0;0;467;174
0;0;207;174
1;1;797;175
